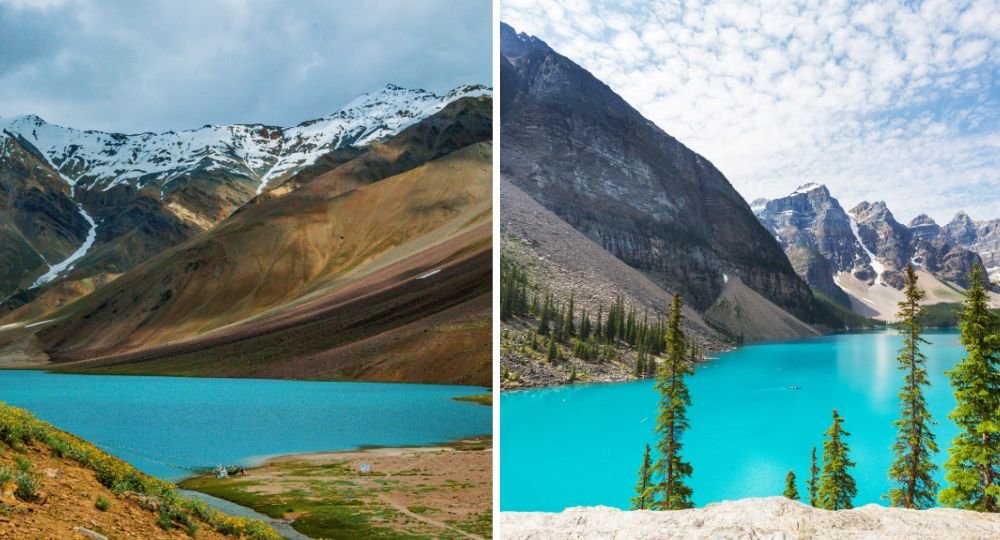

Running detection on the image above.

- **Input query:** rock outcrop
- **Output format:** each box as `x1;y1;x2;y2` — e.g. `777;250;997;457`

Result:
498;498;1000;539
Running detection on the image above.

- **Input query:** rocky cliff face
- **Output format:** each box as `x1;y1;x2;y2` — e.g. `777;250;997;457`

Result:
754;185;993;312
499;23;816;323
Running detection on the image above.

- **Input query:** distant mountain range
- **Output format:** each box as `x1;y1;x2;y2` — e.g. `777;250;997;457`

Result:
0;84;492;385
753;183;999;320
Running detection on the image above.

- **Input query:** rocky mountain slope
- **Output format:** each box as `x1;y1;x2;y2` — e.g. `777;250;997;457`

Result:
0;135;92;296
0;84;488;308
500;23;824;341
498;498;1000;539
0;91;492;385
754;184;997;320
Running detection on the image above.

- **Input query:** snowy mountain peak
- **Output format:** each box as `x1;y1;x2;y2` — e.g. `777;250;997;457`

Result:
791;182;825;195
0;83;491;196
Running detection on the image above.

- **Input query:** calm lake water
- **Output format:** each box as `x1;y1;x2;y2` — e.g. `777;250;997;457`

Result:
1;371;490;480
500;330;964;511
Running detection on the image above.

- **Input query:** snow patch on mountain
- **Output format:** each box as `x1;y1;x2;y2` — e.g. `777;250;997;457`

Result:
850;217;884;285
791;182;822;195
31;203;97;288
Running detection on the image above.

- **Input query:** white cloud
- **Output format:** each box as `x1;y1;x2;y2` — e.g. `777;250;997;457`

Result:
503;0;1000;224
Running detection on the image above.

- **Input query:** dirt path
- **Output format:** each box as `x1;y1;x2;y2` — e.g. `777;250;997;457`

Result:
376;493;484;540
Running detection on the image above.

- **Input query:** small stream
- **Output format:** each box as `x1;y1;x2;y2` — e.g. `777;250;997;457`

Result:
178;489;312;540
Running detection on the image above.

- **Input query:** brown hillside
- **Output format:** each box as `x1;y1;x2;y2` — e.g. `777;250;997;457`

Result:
26;98;492;385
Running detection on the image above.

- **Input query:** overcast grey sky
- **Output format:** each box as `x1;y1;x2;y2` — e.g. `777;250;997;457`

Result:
0;0;491;133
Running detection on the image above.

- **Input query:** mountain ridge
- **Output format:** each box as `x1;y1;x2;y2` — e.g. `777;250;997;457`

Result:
0;83;490;309
754;183;999;320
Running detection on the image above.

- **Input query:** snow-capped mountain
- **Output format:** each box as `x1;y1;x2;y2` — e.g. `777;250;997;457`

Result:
0;83;490;302
0;84;490;196
754;184;996;320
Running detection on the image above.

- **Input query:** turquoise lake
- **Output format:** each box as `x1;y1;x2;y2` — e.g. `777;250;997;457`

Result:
500;330;965;510
0;371;490;480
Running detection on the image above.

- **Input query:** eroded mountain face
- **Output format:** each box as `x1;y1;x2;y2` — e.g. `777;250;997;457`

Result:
754;184;993;306
0;84;490;306
499;23;814;319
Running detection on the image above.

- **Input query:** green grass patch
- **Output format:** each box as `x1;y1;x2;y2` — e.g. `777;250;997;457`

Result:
451;394;492;406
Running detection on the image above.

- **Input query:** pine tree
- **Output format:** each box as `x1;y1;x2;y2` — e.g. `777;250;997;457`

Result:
808;446;819;507
784;470;800;500
553;301;565;343
546;335;558;363
564;293;576;339
595;304;603;339
818;409;857;510
888;265;939;509
653;293;694;510
631;444;655;510
538;294;552;336
940;265;1000;511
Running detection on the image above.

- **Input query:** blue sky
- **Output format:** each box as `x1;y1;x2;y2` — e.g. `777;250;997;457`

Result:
0;0;491;133
503;0;999;223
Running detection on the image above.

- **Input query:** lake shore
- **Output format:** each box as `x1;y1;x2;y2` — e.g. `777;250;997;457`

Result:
178;436;493;539
500;347;732;390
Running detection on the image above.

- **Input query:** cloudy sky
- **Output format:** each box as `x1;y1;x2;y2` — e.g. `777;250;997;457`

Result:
0;0;490;133
503;0;999;224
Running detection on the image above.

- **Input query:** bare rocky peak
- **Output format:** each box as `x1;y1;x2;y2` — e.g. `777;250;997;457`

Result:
909;214;941;241
944;211;978;245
